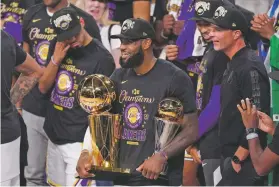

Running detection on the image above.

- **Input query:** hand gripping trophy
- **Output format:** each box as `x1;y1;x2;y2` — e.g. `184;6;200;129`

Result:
76;74;130;180
154;97;183;175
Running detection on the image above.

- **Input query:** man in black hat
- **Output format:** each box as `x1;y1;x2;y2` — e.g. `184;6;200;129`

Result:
20;0;101;185
204;5;270;185
237;70;279;177
180;0;230;186
76;17;198;186
37;7;115;186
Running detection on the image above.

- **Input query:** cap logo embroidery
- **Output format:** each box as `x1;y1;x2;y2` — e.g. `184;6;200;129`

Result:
195;1;210;15
122;19;135;33
54;14;72;30
213;6;227;19
232;23;236;27
143;32;147;36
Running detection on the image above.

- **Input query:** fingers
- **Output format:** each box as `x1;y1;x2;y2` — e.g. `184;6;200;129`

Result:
237;104;244;113
63;45;70;53
136;163;144;172
241;99;247;111
245;98;252;114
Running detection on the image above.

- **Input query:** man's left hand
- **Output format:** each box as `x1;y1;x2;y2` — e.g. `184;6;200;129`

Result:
136;153;167;180
237;98;258;128
231;160;241;173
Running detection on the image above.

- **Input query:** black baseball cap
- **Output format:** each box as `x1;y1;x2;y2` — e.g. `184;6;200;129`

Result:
110;18;156;40
203;5;248;34
51;7;81;42
269;71;279;81
190;0;223;21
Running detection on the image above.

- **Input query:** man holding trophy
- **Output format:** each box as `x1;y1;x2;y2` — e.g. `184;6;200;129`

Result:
38;7;115;186
76;18;198;186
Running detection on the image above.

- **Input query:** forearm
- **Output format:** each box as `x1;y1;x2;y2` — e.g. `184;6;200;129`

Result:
10;72;40;105
38;60;59;94
12;75;23;109
234;146;249;161
198;85;221;138
163;112;198;158
248;138;265;174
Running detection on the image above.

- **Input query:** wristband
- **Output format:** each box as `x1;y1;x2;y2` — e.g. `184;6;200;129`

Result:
51;56;59;66
160;31;168;40
246;133;259;140
16;108;22;110
159;151;168;160
246;128;259;135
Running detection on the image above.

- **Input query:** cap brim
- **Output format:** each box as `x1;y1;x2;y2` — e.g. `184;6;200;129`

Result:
57;24;81;42
110;34;139;40
269;71;279;81
189;17;205;21
202;18;218;25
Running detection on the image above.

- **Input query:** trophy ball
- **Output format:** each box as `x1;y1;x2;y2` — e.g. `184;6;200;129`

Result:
157;97;183;122
77;74;116;114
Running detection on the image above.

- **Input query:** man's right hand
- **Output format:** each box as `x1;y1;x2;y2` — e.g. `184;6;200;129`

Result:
162;14;175;36
52;42;70;65
166;45;179;61
188;146;201;164
76;150;94;178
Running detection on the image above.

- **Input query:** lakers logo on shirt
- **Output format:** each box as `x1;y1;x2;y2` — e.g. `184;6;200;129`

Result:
35;41;49;65
125;103;143;129
56;70;74;95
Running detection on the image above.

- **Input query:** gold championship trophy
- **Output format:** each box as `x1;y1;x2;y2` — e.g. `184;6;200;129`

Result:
154;98;183;175
77;74;131;180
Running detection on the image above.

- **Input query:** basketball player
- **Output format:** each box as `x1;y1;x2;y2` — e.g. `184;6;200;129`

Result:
77;18;198;186
21;0;100;185
38;7;114;186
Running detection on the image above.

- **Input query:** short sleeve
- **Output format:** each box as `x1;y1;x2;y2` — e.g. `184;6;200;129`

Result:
268;125;279;155
212;52;228;85
110;25;121;50
14;38;27;66
169;70;196;114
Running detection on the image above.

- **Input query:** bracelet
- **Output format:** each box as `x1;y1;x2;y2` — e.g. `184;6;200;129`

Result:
160;31;169;40
16;107;22;110
246;132;259;140
51;56;59;66
159;151;168;160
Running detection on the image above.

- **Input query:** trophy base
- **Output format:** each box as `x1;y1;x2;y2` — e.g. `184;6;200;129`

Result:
79;166;131;181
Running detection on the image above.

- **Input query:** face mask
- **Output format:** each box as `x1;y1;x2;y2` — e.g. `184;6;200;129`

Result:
119;47;144;69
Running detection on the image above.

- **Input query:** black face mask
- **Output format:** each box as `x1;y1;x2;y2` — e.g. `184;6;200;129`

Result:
119;47;144;69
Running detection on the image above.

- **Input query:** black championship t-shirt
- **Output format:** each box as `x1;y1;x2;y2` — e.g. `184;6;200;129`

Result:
196;45;229;160
21;3;101;117
110;59;196;181
1;31;27;144
219;47;270;158
44;39;115;145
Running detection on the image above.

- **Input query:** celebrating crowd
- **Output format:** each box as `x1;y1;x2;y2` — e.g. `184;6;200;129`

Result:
1;0;279;186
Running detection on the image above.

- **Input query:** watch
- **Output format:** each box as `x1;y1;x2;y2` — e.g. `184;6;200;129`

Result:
246;128;259;135
232;155;243;165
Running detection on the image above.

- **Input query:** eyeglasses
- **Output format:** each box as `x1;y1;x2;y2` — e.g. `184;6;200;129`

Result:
120;38;142;45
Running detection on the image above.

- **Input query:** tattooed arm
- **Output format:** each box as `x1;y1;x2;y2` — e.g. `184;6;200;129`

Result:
10;53;44;105
163;112;198;158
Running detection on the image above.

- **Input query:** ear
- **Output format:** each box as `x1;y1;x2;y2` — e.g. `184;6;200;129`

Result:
79;17;85;27
233;30;242;40
141;39;152;50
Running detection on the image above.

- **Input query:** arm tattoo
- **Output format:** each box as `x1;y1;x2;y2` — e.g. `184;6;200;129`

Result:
10;73;39;105
163;112;198;158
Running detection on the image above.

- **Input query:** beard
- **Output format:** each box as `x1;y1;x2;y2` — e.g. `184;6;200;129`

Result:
119;47;144;69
